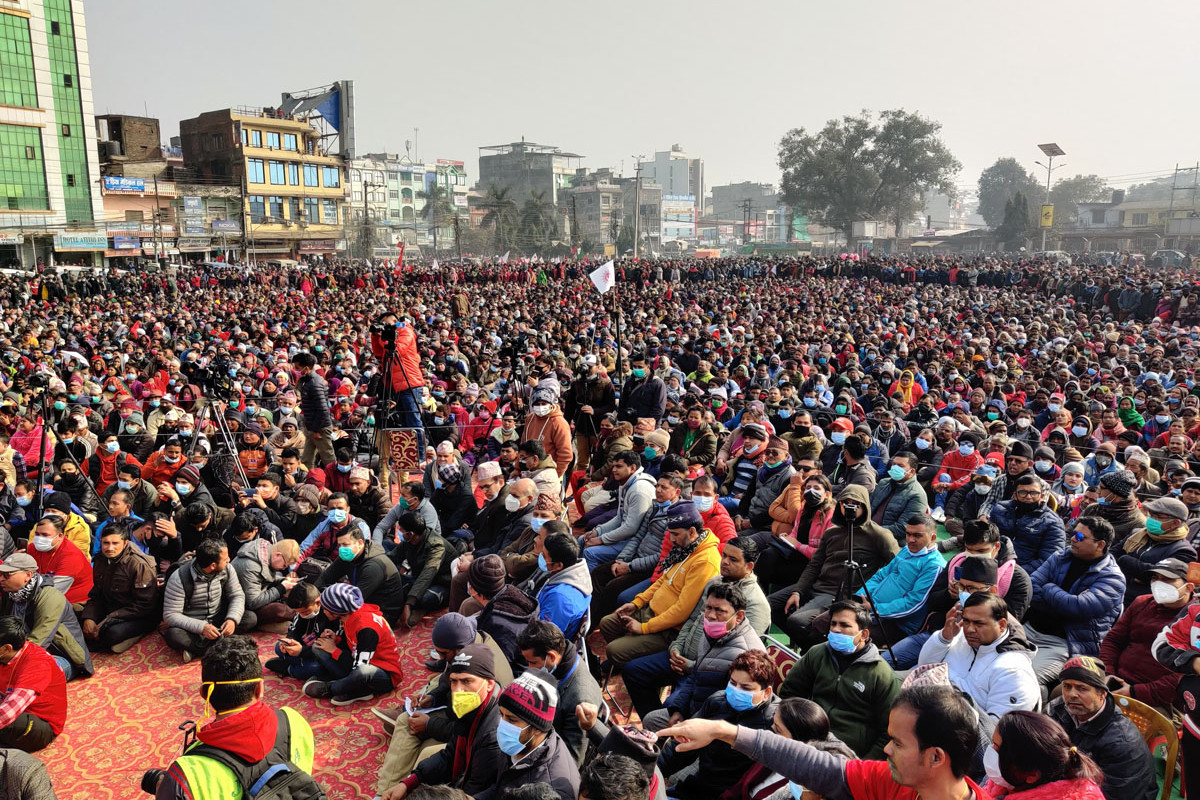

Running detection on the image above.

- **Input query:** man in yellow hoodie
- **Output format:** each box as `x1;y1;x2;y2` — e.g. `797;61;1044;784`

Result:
599;500;720;666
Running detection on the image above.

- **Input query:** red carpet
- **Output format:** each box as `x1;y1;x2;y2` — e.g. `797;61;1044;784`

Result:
39;618;440;800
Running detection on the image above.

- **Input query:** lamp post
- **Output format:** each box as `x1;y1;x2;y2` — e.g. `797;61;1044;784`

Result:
1035;142;1066;251
361;179;379;261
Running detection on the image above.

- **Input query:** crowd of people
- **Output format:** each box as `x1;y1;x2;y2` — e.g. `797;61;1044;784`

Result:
1;251;1200;799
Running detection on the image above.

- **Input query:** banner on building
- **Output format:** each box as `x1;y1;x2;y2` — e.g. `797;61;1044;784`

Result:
102;176;146;193
212;219;242;233
54;232;107;251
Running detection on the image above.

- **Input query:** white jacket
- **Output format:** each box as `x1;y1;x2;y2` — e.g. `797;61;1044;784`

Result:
918;626;1040;718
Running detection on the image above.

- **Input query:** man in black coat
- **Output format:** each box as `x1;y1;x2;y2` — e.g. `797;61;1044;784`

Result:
292;351;335;468
315;526;406;623
618;353;666;424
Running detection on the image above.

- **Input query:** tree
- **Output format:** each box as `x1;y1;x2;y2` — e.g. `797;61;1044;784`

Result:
1126;178;1174;202
1047;174;1112;227
517;190;558;252
995;191;1032;250
479;184;519;254
778;109;959;245
977;157;1042;228
416;183;454;254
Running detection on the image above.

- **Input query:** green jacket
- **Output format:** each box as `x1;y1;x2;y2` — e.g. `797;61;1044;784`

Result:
778;641;898;758
2;580;94;676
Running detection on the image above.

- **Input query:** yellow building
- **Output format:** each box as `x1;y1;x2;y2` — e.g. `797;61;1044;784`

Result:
179;107;347;260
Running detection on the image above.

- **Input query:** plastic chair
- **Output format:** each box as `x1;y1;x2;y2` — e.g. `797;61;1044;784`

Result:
1114;694;1179;800
763;634;799;690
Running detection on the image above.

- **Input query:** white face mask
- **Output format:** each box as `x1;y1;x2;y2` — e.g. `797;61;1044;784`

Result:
504;495;521;512
32;535;55;552
983;747;1011;789
1151;580;1182;605
974;483;991;495
532;404;551;417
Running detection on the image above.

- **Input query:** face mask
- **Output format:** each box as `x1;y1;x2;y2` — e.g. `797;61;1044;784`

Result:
643;447;658;460
1048;403;1061;413
337;545;356;561
496;718;528;756
163;455;179;464
1016;418;1031;429
1094;455;1112;469
1072;425;1089;437
32;535;55;552
337;463;352;473
1095;496;1109;506
632;368;646;379
62;437;74;445
537;552;549;572
826;631;858;654
834;404;848;414
505;495;522;513
914;438;930;450
1146;517;1165;535
117;480;132;490
126;425;140;434
328;508;348;524
778;409;793;419
958;590;973;606
744;442;760;455
789;783;805;800
1156;414;1171;424
986;411;999;421
530;517;547;532
693;495;714;513
15;495;30;507
175;483;192;496
299;609;320;619
532;404;551;417
803;397;816;408
830;432;847;446
887;465;907;482
958;443;974;457
433;416;445;425
452;689;483;718
724;682;758;712
1152;580;1182;605
983;747;1011;790
53;401;66;411
105;441;120;453
703;618;730;639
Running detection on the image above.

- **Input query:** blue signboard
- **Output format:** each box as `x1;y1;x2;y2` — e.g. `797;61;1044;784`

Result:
103;176;146;193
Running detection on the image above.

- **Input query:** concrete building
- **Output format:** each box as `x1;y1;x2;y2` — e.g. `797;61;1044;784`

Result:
709;182;788;244
620;178;662;251
661;195;697;241
560;168;623;245
477;140;582;209
348;152;468;257
179;107;348;261
641;145;703;204
0;0;105;268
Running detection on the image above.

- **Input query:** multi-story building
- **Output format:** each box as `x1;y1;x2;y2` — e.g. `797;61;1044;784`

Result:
347;152;469;257
1059;190;1200;253
661;195;697;241
560;168;623;245
640;145;703;204
477;140;581;209
179;106;348;261
709;181;789;243
0;0;104;268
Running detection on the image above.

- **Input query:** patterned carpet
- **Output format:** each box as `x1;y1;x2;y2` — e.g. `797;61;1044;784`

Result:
38;617;440;800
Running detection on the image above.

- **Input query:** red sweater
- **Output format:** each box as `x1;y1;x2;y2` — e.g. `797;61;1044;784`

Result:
333;604;403;686
1098;594;1183;708
0;641;68;734
29;539;93;604
933;449;984;489
846;760;991;800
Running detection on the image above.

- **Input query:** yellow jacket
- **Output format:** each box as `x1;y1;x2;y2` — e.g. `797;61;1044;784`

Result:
64;513;92;562
633;530;720;634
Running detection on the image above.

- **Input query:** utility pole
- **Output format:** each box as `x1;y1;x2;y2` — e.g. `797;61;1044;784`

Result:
632;155;645;259
452;214;462;259
362;179;376;261
152;175;162;264
741;198;754;244
1035;143;1066;252
570;195;579;251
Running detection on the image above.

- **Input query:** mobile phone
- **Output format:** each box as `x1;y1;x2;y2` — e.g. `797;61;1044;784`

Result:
243;488;257;497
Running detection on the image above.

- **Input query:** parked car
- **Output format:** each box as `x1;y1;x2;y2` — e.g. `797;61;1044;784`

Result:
1150;249;1188;268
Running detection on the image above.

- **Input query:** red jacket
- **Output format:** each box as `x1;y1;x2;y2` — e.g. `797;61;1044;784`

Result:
371;326;424;392
1098;594;1183;709
933;449;984;490
0;641;67;734
29;539;93;604
847;760;991;800
334;603;403;686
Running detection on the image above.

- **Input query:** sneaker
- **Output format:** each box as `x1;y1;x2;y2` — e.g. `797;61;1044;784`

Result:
264;657;290;677
937;535;962;554
331;692;373;706
371;705;402;736
303;679;331;699
930;506;946;523
110;635;144;654
181;649;193;664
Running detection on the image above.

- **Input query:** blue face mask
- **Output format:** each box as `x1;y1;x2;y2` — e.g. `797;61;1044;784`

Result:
328;508;348;524
337;545;356;561
778;409;793;419
337;463;352;473
789;783;804;800
496;719;527;756
15;495;30;507
958;444;974;457
958;590;972;606
724;682;758;712
888;465;907;482
537;552;549;572
827;631;858;654
830;432;847;446
803;397;816;408
1095;496;1109;506
117;479;132;490
529;517;546;532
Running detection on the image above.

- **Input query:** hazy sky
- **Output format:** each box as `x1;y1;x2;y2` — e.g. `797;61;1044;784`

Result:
86;0;1200;196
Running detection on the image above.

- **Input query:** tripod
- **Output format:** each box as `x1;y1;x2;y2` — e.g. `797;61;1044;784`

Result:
369;321;425;491
837;512;895;660
188;400;250;503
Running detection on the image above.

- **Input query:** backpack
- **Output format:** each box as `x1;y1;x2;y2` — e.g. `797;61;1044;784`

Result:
187;709;327;800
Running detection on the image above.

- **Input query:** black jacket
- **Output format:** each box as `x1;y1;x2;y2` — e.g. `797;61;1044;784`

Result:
618;375;666;423
297;371;333;431
478;727;581;800
1048;696;1158;800
389;531;454;607
431;479;477;533
315;540;406;621
415;688;505;797
477;584;540;674
565;375;616;438
659;690;779;796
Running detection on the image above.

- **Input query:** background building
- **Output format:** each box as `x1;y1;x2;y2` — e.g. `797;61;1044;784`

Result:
0;0;105;267
477;139;581;208
640;145;703;204
561;168;623;246
348;152;468;258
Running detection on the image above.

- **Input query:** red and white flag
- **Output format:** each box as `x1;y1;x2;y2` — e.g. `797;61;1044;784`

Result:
589;260;615;294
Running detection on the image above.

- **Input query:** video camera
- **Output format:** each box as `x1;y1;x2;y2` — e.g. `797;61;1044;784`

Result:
141;720;197;794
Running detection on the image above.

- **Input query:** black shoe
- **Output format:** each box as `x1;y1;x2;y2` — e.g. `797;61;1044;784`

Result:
424;657;446;671
264;657;289;677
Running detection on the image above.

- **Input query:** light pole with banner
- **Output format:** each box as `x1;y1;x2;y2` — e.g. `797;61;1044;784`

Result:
1035;142;1066;251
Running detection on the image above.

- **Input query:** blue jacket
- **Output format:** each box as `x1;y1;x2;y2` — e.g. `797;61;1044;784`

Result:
989;499;1066;574
1082;454;1119;488
1030;548;1126;656
858;545;943;620
537;560;592;641
868;477;930;542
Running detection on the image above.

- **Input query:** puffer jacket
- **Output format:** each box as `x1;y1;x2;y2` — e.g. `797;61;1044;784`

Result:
314;540;406;621
768;478;805;537
615;501;673;573
4;578;94;677
665;617;764;717
595;469;657;545
80;541;158;624
674;576;772;653
297;371;332;430
162;560;245;634
632;530;721;634
858;544;943;623
792;483;899;600
1030;548;1126;656
867;475;929;541
990;498;1067;574
231;539;289;611
477;583;540;673
1048;696;1158;800
918;624;1039;718
1113;528;1197;604
477;727;580;800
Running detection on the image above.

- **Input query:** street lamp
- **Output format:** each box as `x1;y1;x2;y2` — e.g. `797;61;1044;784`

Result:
1035;142;1066;251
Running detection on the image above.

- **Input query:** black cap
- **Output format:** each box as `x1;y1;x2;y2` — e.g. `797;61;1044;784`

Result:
959;556;999;585
1148;558;1190;581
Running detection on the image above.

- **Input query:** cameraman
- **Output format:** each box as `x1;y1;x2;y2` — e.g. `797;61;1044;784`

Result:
370;310;424;434
150;635;322;799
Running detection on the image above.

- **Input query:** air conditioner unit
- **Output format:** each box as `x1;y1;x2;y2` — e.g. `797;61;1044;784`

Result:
299;221;308;228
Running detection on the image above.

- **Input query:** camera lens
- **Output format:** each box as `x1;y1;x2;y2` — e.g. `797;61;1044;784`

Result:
141;769;166;794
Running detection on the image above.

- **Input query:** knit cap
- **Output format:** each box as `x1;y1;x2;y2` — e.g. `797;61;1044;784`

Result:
467;554;507;599
1059;655;1108;690
320;583;363;615
645;429;670;450
499;671;558;733
901;662;950;691
660;499;703;530
1099;469;1137;499
174;464;202;487
431;612;477;650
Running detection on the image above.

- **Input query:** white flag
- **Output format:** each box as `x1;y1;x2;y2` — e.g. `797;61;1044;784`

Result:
589;260;616;294
431;258;439;270
499;251;509;264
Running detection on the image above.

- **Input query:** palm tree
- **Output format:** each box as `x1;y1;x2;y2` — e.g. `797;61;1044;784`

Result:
416;183;455;255
517;190;558;252
479;184;519;254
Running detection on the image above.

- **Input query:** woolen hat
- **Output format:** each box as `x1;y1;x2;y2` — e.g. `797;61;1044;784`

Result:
42;491;72;515
1144;496;1190;522
499;672;558;733
467;554;506;598
1007;440;1033;460
645;429;670;450
742;423;767;441
448;643;496;680
174;464;202;487
431;612;477;650
1099;469;1137;499
1059;655;1108;690
660;499;703;530
959;556;999;585
320;583;363;615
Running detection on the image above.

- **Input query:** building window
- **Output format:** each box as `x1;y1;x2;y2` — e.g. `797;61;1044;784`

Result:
303;164;319;187
322;166;340;188
248;195;265;222
305;197;319;222
66;173;74;187
1132;213;1149;226
25;146;35;159
283;134;298;152
1092;210;1105;224
61;124;70;137
62;73;72;87
287;163;299;185
0;16;38;109
287;197;300;221
268;196;283;219
266;132;280;149
390;209;400;219
0;123;50;210
250;130;262;147
268;160;285;184
247;159;265;183
50;20;60;34
321;199;338;225
389;190;399;199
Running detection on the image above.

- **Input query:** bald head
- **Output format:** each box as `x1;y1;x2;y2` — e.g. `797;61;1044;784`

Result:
511;479;539;509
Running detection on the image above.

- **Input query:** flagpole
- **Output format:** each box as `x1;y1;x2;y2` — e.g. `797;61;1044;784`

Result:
612;266;624;381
